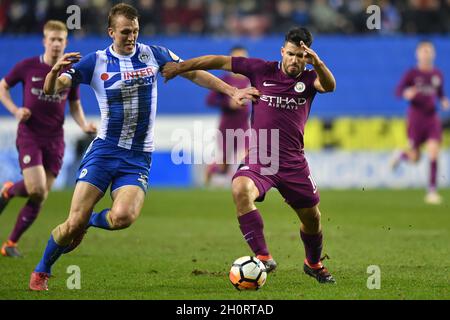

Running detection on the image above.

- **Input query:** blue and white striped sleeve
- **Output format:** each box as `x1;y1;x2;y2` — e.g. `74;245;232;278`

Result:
62;52;97;86
150;45;182;70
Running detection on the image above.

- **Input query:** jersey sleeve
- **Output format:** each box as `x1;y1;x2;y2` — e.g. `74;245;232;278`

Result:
396;70;413;98
231;57;267;83
62;52;97;86
150;45;182;70
3;60;27;88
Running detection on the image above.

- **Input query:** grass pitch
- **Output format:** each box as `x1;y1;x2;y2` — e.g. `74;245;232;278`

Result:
0;188;449;300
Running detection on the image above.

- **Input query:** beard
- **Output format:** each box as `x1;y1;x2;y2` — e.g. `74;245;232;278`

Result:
283;63;302;77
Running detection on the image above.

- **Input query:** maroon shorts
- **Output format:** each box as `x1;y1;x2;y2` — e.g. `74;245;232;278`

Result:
407;115;442;149
16;136;65;177
233;159;320;209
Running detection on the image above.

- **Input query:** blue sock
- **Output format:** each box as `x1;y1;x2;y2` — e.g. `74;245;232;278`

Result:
35;235;68;274
88;209;113;230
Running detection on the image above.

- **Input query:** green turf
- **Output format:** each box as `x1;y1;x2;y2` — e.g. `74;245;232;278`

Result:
0;188;449;300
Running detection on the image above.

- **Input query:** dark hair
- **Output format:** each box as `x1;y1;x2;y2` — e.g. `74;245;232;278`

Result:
230;45;247;54
108;3;140;28
285;27;313;47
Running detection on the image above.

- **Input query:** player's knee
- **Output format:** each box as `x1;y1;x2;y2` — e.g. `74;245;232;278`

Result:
64;218;87;237
298;206;321;226
232;178;257;204
110;215;133;229
109;209;136;229
27;186;47;203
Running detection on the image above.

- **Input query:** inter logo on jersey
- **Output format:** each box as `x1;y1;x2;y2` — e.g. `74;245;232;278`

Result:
100;67;156;88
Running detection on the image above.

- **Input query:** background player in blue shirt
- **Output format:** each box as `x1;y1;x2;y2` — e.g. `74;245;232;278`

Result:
29;3;259;291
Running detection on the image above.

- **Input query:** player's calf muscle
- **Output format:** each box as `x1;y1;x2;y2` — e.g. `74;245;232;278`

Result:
296;206;321;233
51;224;76;246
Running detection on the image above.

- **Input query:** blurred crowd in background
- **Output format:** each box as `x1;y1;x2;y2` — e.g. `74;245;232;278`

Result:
1;0;449;36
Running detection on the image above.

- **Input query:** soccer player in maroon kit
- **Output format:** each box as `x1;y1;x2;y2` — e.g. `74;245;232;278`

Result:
393;41;449;205
0;21;96;257
205;46;250;185
163;27;336;283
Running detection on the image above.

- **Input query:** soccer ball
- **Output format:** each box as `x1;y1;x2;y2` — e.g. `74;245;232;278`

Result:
229;256;267;290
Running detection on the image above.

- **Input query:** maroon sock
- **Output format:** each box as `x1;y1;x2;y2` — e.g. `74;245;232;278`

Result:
300;230;323;265
7;180;28;198
429;160;437;192
9;200;41;243
238;209;269;256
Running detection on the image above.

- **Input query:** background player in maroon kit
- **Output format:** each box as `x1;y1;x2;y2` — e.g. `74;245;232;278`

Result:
0;21;96;257
163;27;337;283
393;41;449;205
205;46;250;185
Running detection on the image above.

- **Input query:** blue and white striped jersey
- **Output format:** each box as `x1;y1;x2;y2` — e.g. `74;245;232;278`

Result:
63;43;180;152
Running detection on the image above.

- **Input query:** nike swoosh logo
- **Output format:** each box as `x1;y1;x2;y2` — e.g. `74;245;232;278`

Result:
263;81;276;87
243;231;254;238
32;77;43;82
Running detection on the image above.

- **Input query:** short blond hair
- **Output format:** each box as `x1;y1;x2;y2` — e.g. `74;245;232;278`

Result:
43;20;68;36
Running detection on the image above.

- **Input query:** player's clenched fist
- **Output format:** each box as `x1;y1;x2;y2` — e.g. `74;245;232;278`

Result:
82;122;97;134
231;87;260;107
161;62;180;81
300;41;322;66
14;107;31;122
51;52;82;73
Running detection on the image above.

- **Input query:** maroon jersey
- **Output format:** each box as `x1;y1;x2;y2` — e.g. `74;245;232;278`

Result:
396;67;445;147
232;57;318;168
4;55;80;139
206;73;250;132
396;67;445;117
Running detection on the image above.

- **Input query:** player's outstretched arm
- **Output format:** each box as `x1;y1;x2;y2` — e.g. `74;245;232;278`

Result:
69;100;97;134
0;79;31;122
43;52;81;95
162;55;232;82
181;70;259;107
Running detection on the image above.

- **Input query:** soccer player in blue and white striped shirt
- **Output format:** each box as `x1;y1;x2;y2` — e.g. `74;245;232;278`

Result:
29;3;259;291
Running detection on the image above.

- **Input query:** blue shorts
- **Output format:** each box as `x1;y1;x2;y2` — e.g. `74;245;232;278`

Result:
76;138;152;194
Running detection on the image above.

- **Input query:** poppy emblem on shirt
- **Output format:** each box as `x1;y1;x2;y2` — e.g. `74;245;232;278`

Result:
294;82;305;93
